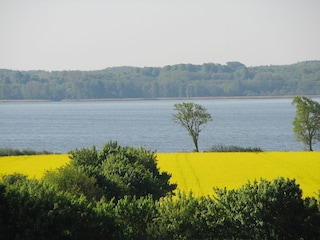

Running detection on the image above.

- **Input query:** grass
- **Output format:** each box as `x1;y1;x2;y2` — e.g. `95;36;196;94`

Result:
0;152;319;198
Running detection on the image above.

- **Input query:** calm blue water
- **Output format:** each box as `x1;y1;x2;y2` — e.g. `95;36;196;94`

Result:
0;98;314;153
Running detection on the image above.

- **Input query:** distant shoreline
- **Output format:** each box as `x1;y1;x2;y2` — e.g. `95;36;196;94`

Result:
0;95;319;103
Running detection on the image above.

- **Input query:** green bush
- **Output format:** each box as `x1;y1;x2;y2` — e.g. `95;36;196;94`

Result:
206;144;263;152
0;147;54;156
59;141;176;200
1;175;319;239
0;179;99;240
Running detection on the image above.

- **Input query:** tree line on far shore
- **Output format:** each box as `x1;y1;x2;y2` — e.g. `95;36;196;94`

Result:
1;61;320;100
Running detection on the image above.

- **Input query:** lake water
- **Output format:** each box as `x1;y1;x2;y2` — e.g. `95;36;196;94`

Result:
0;98;314;153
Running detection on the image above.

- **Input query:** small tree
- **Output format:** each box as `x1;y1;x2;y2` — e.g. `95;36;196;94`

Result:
172;102;212;152
292;96;320;151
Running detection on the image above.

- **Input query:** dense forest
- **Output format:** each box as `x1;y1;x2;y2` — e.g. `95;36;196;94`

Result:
0;61;319;100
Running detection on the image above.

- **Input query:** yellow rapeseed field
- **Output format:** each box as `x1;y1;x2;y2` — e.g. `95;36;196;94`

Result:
0;152;319;198
0;154;70;179
157;152;320;198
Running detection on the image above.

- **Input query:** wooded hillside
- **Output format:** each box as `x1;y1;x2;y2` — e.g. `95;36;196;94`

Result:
1;61;319;100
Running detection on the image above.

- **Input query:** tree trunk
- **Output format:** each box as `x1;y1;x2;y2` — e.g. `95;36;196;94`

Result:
192;135;199;152
309;138;313;151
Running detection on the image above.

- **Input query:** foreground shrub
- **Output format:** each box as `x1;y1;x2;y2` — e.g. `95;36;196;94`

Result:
68;141;177;200
42;165;104;202
206;144;263;152
1;173;28;185
114;195;157;240
214;178;306;239
0;179;99;240
151;178;320;240
1;171;319;239
154;192;210;240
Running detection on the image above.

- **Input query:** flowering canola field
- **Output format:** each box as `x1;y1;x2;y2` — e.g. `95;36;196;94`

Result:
0;152;319;198
157;152;320;198
0;154;69;179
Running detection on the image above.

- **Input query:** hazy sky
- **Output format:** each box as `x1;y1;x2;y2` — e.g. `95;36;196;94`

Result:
1;0;319;71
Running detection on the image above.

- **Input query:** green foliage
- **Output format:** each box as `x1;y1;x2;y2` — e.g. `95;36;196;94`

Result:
214;178;306;239
0;147;53;156
173;102;212;152
0;178;98;240
206;144;263;152
1;61;320;100
303;196;320;238
41;165;104;201
1;175;319;239
1;173;28;185
114;195;157;240
154;192;210;240
92;198;118;239
67;141;176;200
69;145;99;166
0;184;11;239
153;179;320;240
292;96;320;151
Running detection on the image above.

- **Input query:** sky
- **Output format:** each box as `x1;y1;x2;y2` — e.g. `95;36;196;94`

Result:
0;0;319;71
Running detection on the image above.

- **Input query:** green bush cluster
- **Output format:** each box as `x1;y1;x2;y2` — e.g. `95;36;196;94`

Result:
1;176;319;239
60;141;177;201
207;144;263;152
